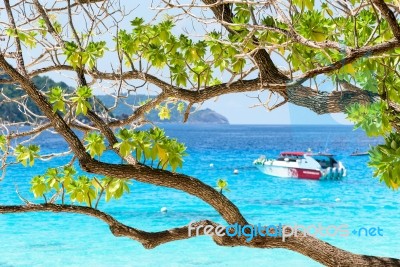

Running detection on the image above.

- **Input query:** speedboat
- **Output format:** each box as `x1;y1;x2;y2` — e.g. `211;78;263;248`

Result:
350;150;369;156
253;151;346;180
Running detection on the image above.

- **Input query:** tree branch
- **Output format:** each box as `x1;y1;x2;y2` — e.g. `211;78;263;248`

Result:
372;0;400;41
0;203;399;266
0;203;215;249
0;53;249;226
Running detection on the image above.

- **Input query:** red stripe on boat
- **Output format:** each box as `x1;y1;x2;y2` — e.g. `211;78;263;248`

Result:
289;168;321;180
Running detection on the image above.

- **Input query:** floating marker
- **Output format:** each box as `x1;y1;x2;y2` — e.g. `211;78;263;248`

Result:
160;207;168;213
210;163;214;168
335;198;341;202
233;169;239;174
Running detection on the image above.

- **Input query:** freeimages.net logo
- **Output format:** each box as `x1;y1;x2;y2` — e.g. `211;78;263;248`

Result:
188;222;383;242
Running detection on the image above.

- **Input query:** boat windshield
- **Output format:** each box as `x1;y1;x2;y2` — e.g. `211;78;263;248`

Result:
311;155;337;168
277;153;304;162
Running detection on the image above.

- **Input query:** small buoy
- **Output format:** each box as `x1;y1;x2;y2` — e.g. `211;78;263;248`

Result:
233;169;239;174
335;198;341;202
160;207;168;213
209;163;214;168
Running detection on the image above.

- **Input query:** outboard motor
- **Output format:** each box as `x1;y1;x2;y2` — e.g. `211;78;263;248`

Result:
339;168;344;178
325;167;332;180
332;167;338;180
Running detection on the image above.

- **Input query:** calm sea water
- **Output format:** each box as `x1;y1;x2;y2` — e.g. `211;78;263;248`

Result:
0;125;399;267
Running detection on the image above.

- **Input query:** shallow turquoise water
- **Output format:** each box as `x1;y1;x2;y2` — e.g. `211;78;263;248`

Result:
0;125;399;266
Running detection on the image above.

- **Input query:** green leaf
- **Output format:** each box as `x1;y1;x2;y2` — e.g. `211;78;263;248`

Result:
84;132;106;158
216;179;230;193
177;102;185;113
368;133;400;190
131;17;145;26
346;102;392;137
30;175;48;198
84;41;107;69
67;176;97;206
14;144;40;167
70;86;92;115
103;177;131;201
48;87;65;113
114;128;135;157
232;58;245;73
158;105;171;120
0;135;6;151
45;168;60;190
62;165;76;188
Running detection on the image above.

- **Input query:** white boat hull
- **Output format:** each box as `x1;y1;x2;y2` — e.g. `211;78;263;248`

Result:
254;155;346;180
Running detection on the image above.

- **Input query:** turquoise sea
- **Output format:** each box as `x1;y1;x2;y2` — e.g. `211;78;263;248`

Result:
0;125;399;266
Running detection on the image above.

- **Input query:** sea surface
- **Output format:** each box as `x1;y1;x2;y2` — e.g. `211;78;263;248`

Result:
0;125;399;267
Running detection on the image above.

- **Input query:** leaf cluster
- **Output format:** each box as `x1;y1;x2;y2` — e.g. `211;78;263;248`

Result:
346;102;392;137
369;133;400;190
64;41;107;69
30;166;131;206
14;144;40;167
113;127;187;172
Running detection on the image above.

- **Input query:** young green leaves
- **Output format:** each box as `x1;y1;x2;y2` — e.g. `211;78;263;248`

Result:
47;85;93;116
30;166;131;206
158;105;171;120
14;144;40;167
38;16;61;36
5;28;37;49
64;41;107;69
70;86;92;115
177;102;185;113
30;166;75;200
0;135;6;152
114;128;135;157
67;176;97;206
101;177;131;202
84;132;106;158
216;179;230;194
113;127;187;172
117;18;223;88
48;87;66;113
31;175;47;198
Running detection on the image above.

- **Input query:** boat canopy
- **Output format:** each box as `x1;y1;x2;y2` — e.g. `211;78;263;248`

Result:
280;152;306;157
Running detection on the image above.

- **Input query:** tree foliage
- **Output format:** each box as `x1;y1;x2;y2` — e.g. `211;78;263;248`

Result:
1;0;400;265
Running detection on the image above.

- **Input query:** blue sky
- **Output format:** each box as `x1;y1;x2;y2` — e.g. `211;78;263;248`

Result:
201;93;351;124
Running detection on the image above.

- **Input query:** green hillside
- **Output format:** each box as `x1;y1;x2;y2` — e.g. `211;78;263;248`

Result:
97;94;229;124
0;75;73;122
0;75;229;124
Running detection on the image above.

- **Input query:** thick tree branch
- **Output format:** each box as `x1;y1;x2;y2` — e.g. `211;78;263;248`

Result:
0;203;399;266
202;0;287;83
287;85;378;114
296;39;400;83
372;0;400;41
0;54;249;226
29;65;381;116
0;203;215;249
3;0;27;75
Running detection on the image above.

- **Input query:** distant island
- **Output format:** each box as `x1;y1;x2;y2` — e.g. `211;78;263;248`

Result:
0;75;72;123
96;94;229;124
0;75;229;124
